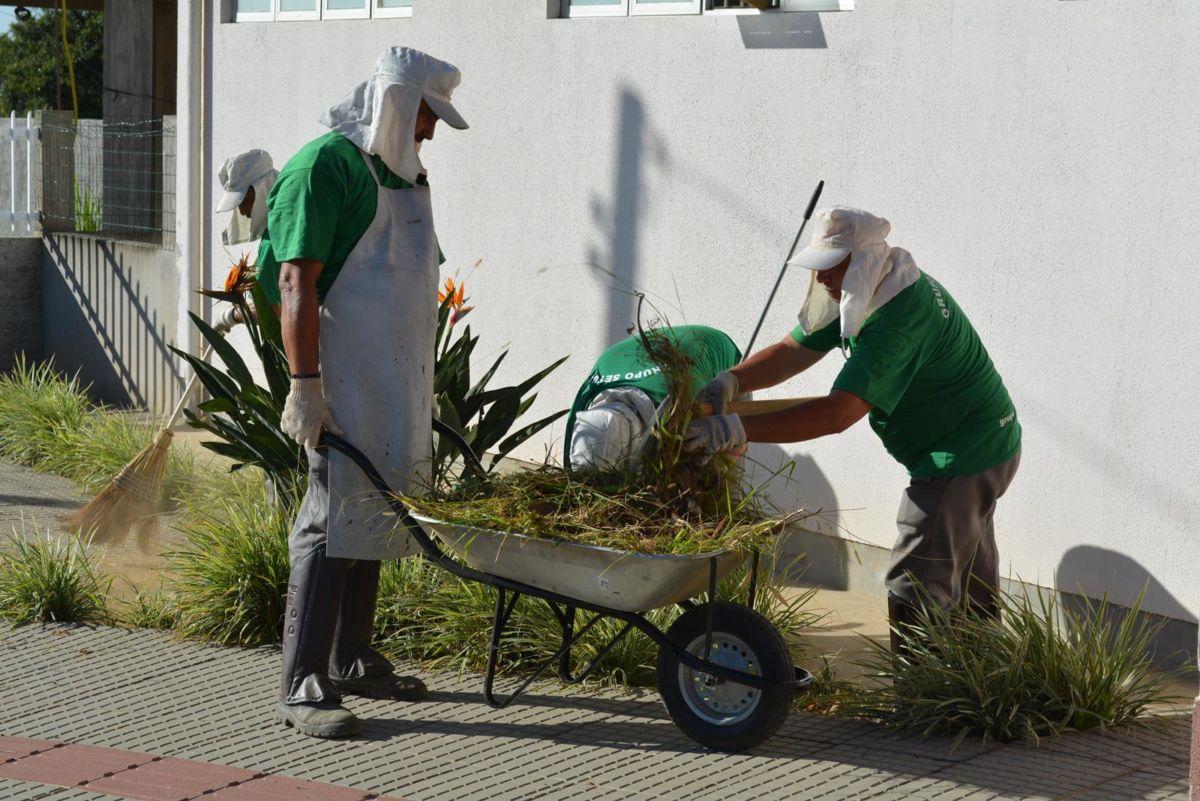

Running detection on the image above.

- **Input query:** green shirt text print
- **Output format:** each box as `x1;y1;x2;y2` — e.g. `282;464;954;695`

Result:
255;131;441;306
791;273;1020;477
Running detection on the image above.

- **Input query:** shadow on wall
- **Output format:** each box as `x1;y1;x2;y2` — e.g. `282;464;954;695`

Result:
736;12;827;50
586;87;671;343
1055;545;1198;673
746;442;849;590
41;234;182;411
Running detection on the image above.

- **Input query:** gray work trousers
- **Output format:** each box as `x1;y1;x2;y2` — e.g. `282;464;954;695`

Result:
280;446;392;703
885;451;1021;613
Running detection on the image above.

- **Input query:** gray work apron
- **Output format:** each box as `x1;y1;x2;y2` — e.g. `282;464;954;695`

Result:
319;151;436;560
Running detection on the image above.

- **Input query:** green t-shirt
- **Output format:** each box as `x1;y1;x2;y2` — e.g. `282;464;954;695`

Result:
791;273;1020;477
255;131;440;305
564;325;742;461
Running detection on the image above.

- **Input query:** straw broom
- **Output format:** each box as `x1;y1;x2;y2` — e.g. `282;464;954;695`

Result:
68;345;212;551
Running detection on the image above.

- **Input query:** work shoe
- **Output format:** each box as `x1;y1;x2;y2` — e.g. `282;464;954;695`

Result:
275;699;362;738
332;672;428;701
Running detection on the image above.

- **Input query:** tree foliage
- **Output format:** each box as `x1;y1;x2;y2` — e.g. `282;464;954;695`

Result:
0;9;103;117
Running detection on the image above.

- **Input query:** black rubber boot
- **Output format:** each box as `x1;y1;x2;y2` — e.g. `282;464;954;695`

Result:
887;594;923;661
277;545;360;738
329;559;427;702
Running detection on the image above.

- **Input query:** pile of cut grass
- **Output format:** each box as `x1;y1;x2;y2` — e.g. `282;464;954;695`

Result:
407;464;797;555
412;324;805;555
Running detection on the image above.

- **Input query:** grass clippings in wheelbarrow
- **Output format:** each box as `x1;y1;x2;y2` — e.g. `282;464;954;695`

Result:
407;322;810;555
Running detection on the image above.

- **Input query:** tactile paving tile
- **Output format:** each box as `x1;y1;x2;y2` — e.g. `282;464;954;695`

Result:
0;623;1190;801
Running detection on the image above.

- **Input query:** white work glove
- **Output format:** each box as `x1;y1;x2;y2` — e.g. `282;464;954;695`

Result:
696;371;739;415
213;305;241;335
683;414;747;456
280;376;343;449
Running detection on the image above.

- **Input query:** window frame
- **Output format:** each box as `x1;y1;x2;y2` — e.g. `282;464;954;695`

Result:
233;0;276;22
629;0;701;15
565;0;630;17
372;0;413;18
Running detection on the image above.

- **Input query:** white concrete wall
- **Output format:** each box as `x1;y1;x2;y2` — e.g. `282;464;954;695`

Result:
208;0;1200;621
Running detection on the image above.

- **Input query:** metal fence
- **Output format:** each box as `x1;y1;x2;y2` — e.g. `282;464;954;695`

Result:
38;115;176;249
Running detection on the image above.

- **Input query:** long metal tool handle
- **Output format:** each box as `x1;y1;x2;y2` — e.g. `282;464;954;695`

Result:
742;180;824;358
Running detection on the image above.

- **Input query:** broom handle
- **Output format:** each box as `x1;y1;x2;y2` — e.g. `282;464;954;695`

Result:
165;344;215;430
698;397;818;417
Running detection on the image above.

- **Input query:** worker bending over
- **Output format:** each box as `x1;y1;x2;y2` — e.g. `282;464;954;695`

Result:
566;325;740;472
686;207;1021;652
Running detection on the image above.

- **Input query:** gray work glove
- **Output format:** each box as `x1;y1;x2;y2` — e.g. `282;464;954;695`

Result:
281;376;343;449
696;371;739;415
683;414;746;456
213;305;241;335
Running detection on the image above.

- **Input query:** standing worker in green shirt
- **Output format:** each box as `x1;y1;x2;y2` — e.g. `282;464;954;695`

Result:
566;325;741;472
255;46;468;739
685;207;1021;653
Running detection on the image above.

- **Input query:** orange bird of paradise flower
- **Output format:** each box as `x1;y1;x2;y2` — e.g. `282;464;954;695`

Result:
439;276;473;326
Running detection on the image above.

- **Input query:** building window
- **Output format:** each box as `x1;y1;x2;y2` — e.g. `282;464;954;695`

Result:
234;0;412;21
630;0;701;15
324;0;369;20
563;0;849;15
234;0;274;22
374;0;413;18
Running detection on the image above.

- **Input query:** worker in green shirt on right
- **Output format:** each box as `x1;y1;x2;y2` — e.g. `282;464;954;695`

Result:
686;207;1021;654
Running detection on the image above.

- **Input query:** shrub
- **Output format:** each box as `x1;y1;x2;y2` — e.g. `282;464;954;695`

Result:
0;355;201;505
849;586;1181;745
0;356;90;468
170;480;292;646
0;530;111;625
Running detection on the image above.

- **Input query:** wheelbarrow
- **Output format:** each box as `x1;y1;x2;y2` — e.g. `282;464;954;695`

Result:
322;422;812;752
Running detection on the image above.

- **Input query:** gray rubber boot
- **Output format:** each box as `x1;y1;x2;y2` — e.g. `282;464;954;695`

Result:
277;544;361;738
329;559;428;702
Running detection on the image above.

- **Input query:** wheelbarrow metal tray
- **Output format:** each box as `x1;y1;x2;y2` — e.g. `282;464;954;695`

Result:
412;514;745;613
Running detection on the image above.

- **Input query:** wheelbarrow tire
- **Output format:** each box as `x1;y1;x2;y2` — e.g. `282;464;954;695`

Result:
656;601;793;752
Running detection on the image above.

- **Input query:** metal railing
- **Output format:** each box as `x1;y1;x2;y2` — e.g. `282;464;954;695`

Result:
38;114;176;249
3;111;37;234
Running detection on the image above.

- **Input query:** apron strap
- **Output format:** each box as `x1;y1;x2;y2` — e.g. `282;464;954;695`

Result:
358;149;383;187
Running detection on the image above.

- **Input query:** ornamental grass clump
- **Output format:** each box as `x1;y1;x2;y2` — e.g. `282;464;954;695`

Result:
170;479;291;646
411;321;804;555
0;529;111;625
849;586;1181;746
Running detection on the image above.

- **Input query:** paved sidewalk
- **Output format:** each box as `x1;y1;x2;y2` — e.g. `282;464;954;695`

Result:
0;624;1189;801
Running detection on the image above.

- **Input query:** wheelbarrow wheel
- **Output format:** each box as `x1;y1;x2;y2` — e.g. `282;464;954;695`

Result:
655;601;793;752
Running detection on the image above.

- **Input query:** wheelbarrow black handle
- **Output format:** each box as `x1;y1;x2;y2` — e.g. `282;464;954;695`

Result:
319;416;489;492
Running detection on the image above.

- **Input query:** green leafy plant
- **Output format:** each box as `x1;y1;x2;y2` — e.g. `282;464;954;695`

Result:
169;478;292;647
0;529;111;625
432;279;568;487
848;585;1181;745
176;258;300;497
119;584;178;630
73;178;101;232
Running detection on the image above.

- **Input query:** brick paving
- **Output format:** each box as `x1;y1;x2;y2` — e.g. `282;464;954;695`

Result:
0;623;1190;801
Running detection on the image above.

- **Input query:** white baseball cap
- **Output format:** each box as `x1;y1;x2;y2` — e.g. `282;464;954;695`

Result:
789;207;891;271
216;149;275;213
376;46;468;131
